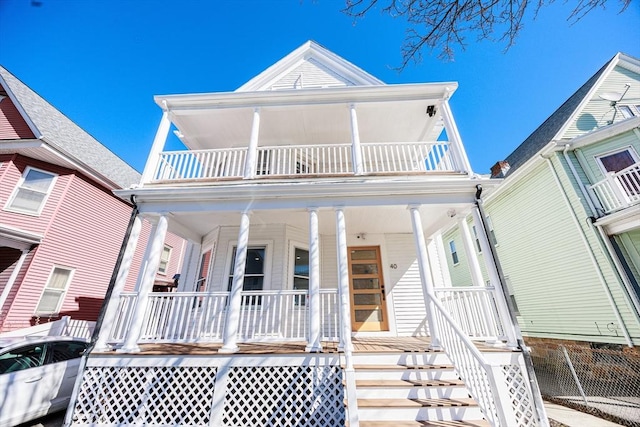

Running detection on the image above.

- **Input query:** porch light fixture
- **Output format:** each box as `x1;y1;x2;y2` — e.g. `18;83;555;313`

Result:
426;105;437;117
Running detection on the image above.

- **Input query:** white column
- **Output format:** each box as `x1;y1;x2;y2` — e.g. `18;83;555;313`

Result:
140;111;172;184
409;205;441;349
349;104;364;175
440;101;473;174
94;216;142;351
220;211;251;353
243;108;261;179
120;214;169;353
0;248;30;315
471;207;518;348
306;208;322;352
335;208;353;352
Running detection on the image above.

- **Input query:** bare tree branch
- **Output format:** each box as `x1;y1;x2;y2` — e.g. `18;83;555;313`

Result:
342;0;631;69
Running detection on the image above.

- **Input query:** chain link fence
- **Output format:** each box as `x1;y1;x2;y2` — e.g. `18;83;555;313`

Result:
530;344;640;427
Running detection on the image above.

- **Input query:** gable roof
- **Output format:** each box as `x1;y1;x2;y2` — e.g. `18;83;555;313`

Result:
0;65;140;190
236;40;384;92
503;52;640;176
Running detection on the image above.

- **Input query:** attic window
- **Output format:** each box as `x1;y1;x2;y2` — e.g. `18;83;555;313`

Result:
619;105;640;119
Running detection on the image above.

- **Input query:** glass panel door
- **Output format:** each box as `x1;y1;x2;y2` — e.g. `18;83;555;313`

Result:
348;246;389;332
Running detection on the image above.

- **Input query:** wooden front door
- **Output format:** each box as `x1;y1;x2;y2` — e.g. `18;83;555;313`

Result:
348;246;389;332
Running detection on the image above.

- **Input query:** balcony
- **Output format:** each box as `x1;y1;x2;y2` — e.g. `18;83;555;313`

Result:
151;141;457;183
590;162;640;214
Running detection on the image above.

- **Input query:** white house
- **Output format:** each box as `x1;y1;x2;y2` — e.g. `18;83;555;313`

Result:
68;41;547;427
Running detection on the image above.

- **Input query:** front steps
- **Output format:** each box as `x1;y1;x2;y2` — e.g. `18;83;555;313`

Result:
346;350;489;426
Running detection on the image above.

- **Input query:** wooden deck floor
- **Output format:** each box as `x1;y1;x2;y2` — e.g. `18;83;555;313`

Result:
104;337;514;356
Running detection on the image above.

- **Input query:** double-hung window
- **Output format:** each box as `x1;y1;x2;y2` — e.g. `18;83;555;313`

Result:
449;240;459;265
471;225;482;253
158;245;172;275
228;246;266;292
293;248;309;305
35;266;74;315
6;167;56;215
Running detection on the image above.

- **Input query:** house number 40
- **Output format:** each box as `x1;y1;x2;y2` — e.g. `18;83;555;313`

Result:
390;264;397;269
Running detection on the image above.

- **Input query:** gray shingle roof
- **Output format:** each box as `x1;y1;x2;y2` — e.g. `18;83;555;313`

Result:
502;57;613;176
0;65;140;189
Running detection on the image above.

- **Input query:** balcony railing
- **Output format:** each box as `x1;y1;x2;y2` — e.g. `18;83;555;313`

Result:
151;141;457;182
590;162;640;213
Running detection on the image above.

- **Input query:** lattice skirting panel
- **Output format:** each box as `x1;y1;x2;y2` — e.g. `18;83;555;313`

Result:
71;363;344;426
223;366;344;426
501;363;540;427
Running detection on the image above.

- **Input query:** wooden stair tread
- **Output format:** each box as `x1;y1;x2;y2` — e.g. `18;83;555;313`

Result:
356;421;490;427
352;364;454;370
355;379;465;387
356;397;478;408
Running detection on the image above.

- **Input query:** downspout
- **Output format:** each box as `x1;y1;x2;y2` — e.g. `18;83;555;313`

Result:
89;195;140;348
543;156;633;347
561;144;598;217
474;184;549;427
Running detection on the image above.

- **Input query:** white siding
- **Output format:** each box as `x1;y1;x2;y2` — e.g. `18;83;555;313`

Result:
270;58;354;90
563;66;640;139
385;233;428;336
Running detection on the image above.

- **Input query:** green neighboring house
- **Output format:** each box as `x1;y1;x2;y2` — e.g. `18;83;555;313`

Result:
444;52;640;348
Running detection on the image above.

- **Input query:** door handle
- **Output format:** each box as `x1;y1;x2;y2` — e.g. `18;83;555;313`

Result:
25;376;42;383
381;286;386;301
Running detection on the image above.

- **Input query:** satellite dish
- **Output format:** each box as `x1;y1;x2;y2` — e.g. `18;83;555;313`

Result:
599;92;623;103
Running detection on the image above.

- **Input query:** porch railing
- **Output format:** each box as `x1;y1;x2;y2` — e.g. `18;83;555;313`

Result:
361;142;453;173
107;289;339;344
434;286;506;341
589;162;640;213
150;141;459;183
256;144;353;176
431;295;541;426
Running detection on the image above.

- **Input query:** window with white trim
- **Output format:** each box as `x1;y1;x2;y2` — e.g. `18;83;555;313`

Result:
448;240;459;265
619;104;640;119
158;245;172;275
596;147;639;174
228;246;266;292
485;215;498;245
471;225;482;253
292;247;309;305
35;266;74;315
504;276;520;316
6;167;56;215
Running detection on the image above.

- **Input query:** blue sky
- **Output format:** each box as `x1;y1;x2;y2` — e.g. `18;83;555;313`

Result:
1;0;638;175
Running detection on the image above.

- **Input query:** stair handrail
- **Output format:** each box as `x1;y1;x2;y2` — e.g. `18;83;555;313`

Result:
430;293;512;427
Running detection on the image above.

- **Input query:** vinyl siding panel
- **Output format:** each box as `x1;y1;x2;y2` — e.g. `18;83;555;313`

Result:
0;247;34;331
3;173;132;327
442;228;473;287
320;233;338;289
484;158;640;344
271;58;353;90
385;233;428;336
0;90;36;139
563;66;640;139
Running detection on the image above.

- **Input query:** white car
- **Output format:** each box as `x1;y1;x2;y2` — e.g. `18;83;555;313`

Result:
0;336;89;427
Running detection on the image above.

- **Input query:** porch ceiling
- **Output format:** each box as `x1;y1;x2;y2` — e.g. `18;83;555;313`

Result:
160;203;468;242
164;84;452;151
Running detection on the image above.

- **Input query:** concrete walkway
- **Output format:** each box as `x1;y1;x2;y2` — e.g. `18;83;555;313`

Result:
545;401;624;426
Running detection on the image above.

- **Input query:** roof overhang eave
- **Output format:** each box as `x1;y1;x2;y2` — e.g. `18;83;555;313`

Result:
154;82;459;112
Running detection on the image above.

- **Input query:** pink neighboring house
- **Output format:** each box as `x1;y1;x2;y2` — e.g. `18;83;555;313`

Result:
0;66;184;332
